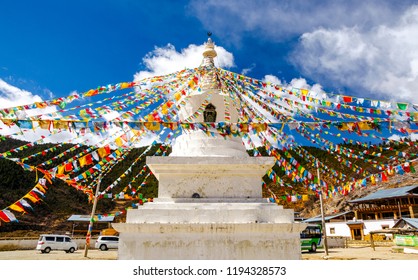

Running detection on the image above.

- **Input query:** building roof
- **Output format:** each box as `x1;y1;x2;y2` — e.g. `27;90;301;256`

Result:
393;218;418;229
67;214;114;223
349;185;418;203
303;211;353;223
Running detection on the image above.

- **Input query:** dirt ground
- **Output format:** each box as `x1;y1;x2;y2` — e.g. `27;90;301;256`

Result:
302;246;418;260
0;246;417;260
0;249;118;260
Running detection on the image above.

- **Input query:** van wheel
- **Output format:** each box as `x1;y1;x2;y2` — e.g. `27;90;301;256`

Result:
100;244;108;251
69;247;75;253
309;243;317;253
44;247;51;254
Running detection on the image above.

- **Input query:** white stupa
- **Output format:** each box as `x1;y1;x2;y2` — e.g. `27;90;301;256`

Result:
112;36;306;260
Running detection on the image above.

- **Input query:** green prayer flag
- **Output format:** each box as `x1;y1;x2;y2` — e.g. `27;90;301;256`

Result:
397;103;408;110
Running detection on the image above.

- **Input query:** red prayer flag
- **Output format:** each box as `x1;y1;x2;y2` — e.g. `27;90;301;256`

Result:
342;96;353;103
0;211;11;222
65;162;73;172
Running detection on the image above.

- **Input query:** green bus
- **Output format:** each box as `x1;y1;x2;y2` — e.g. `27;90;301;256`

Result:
300;224;323;252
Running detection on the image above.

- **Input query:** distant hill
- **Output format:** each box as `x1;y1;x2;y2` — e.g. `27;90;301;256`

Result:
0;137;417;235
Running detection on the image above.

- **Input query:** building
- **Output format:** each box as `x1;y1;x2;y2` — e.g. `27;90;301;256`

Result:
303;185;418;240
391;218;418;246
347;185;418;239
393;217;418;230
349;185;418;220
67;214;115;236
303;211;355;238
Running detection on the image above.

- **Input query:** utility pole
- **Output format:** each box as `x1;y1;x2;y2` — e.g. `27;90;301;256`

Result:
316;159;329;257
84;174;102;258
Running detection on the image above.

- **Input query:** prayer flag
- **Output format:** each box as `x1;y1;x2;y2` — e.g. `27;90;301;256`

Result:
397;103;408;110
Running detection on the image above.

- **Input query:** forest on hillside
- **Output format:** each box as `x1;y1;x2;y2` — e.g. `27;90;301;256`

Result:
0;137;160;233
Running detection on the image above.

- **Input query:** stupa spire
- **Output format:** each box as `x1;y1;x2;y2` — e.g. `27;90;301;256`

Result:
202;32;217;67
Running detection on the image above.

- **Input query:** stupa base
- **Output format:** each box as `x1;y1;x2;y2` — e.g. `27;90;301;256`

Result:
112;203;306;260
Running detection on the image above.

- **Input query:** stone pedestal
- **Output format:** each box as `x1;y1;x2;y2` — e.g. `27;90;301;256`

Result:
112;156;306;260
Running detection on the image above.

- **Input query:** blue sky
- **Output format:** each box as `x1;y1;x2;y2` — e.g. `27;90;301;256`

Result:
2;0;418;108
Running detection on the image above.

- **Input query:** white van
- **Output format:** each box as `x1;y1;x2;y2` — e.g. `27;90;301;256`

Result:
36;234;78;253
95;235;119;251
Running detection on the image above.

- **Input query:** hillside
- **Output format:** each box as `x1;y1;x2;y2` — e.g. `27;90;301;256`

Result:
0;137;417;235
0;138;160;235
300;160;418;218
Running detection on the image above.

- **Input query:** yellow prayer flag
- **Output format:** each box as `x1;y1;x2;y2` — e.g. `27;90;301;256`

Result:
57;165;65;175
97;148;107;158
35;102;47;109
358;121;373;130
38;120;52;130
120;82;130;89
79;156;87;167
53;121;68;130
371;175;376;185
35;183;47;193
115;137;124;147
24;193;40;203
161;104;169;115
9;203;26;213
174;91;181;101
144;122;160;131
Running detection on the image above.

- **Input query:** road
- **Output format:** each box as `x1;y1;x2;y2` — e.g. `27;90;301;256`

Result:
0;246;417;260
0;249;117;260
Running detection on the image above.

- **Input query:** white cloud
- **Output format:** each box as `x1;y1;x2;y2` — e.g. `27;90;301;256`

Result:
262;75;325;117
190;0;418;103
0;78;43;109
389;133;418;141
291;5;418;103
0;79;70;143
263;75;324;95
241;63;256;75
189;0;408;42
134;43;235;81
263;74;282;85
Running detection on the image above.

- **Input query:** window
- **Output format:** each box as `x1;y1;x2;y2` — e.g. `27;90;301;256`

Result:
382;212;393;219
330;227;335;234
101;237;118;241
300;225;322;238
65;237;71;242
45;237;55;241
56;237;64;242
